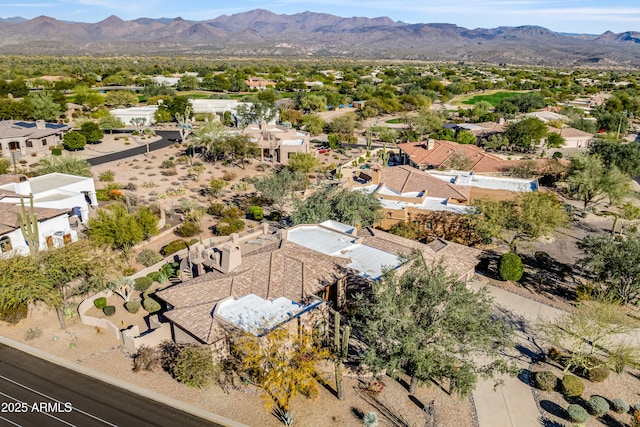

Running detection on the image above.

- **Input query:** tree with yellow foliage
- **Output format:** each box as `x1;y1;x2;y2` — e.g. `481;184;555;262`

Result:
231;325;329;419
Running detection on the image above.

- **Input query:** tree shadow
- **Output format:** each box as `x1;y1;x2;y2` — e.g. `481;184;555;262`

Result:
600;413;626;427
350;407;364;420
538;415;568;427
517;368;531;386
540;400;567;419
408;395;425;410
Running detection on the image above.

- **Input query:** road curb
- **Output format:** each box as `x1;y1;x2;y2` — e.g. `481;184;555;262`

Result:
0;336;249;427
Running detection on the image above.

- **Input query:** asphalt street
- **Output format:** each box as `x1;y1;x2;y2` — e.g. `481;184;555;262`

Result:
87;130;180;166
0;344;222;427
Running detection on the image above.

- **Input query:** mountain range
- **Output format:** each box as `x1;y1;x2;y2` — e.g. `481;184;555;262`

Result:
1;9;640;67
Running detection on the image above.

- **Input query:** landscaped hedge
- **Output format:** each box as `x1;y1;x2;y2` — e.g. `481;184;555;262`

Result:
586;395;610;417
567;404;590;423
174;222;201;238
560;374;585;397
93;297;107;309
134;276;153;292
499;252;524;281
161;239;188;256
533;371;557;391
124;300;141;314
248;206;264;221
611;398;630;414
143;296;161;314
103;305;116;316
147;271;161;283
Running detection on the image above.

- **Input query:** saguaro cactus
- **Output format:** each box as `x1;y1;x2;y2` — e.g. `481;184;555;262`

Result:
17;194;39;257
334;311;350;400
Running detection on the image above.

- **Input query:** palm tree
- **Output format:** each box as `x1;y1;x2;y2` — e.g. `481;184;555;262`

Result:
35;155;92;177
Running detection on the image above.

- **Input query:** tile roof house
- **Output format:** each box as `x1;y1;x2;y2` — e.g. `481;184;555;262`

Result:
547;126;594;149
349;165;537;227
155;221;480;349
243;121;313;165
397;139;559;174
0;120;70;161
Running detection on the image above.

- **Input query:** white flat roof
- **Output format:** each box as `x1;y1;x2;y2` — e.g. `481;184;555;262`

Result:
379;196;475;214
428;171;537;192
217;294;310;335
287;225;401;279
18;173;91;195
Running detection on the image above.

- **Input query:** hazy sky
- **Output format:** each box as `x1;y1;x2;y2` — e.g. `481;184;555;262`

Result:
4;0;640;34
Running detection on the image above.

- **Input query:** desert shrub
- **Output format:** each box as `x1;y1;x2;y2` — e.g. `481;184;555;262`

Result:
534;251;553;270
160;160;175;169
161;239;188;256
175;221;201;238
124;300;141;314
93;297;107;309
586;395;610;417
51;147;62;156
123;182;137;191
25;327;42;340
207;202;226;217
552;151;563;159
298;382;320;400
132;345;161;372
222;170;237;181
533;371;557;391
99;170;115;182
143;297;161;314
611;398;630;414
136;249;163;267
548;347;563;362
160;168;177;176
567;404;590;423
499;252;524;281
363;412;379;427
103;305;116;316
584;364;610;383
147;271;161;282
171;345;218;388
248;205;264;221
575;283;594;301
215;218;245;236
560;374;584;397
270;210;282;221
134;276;153;292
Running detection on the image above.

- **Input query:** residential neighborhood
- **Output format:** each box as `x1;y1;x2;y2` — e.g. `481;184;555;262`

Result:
1;13;640;427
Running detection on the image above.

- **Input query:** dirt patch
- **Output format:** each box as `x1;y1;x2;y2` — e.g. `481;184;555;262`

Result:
3;307;472;427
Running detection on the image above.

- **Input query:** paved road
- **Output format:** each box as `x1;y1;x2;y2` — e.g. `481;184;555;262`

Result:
87;130;180;166
0;344;221;427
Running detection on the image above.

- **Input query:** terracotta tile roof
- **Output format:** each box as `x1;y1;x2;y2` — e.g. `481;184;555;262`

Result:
397;140;563;174
548;126;594;139
397;140;516;173
380;165;470;200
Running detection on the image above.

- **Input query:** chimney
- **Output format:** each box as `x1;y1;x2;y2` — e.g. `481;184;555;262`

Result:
220;242;242;273
426;137;434;150
370;165;382;184
13;175;31;195
35;120;45;130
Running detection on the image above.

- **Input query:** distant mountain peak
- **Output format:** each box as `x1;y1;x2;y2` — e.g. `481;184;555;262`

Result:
0;9;639;66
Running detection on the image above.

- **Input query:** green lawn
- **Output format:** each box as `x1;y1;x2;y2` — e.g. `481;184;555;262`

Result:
461;91;531;107
385;118;403;124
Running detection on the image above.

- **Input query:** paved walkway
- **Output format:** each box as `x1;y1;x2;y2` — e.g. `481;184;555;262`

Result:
469;279;640;427
468;280;563;427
